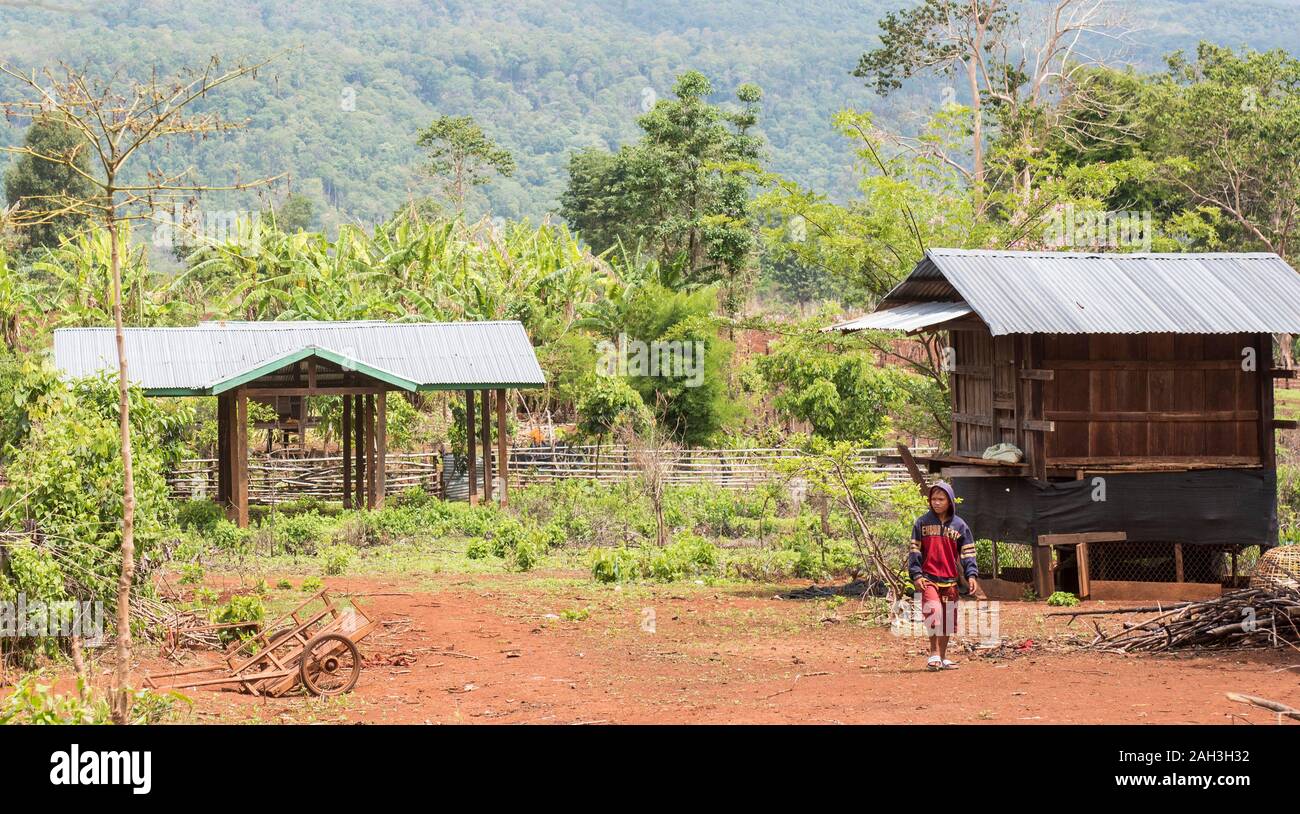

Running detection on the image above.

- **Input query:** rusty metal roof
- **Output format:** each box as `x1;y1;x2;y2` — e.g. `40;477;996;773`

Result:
52;320;546;395
871;249;1300;335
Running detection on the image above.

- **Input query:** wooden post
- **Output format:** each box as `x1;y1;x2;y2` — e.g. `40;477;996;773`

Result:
342;395;352;508
496;388;508;507
354;393;365;509
365;393;376;509
1174;542;1185;583
481;389;493;503
1032;543;1053;599
375;390;387;508
217;394;231;507
234;389;249;528
466;389;477;505
1259;333;1276;470
1028;334;1047;480
1076;541;1091;599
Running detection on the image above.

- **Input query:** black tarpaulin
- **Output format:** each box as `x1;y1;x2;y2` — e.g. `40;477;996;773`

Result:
951;469;1277;548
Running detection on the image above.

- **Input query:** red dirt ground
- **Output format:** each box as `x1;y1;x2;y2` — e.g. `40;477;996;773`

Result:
112;571;1300;725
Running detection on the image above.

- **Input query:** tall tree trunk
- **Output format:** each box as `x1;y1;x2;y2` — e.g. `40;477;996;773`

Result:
966;58;984;214
107;192;138;726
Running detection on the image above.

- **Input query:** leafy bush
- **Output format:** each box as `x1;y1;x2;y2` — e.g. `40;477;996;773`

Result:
211;595;265;644
488;517;528;558
0;373;177;605
319;544;356;576
465;537;493;559
727;548;803;581
273;511;335;555
511;536;543;571
0;676;189;725
590;534;721;583
301;576;324;593
179;563;205;585
176;498;226;533
205;520;251;556
1047;591;1080;607
590;547;640;583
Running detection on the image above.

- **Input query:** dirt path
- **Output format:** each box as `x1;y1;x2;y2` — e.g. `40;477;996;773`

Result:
140;573;1300;724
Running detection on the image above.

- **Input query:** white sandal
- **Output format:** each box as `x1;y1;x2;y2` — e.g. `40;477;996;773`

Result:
941;659;959;670
927;655;942;671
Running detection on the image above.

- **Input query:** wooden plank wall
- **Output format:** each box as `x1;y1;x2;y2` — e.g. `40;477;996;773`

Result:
1040;332;1263;465
951;330;996;454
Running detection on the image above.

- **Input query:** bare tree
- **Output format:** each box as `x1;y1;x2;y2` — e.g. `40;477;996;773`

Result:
0;54;283;723
621;412;680;548
856;0;1135;212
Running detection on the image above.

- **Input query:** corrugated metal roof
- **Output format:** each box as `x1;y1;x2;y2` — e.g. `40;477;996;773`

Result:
826;301;973;332
52;320;546;393
875;249;1300;335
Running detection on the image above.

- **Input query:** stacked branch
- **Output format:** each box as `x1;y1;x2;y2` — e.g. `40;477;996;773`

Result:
1054;588;1300;653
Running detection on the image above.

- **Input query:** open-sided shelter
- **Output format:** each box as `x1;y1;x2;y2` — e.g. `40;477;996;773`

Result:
834;249;1300;600
53;320;546;526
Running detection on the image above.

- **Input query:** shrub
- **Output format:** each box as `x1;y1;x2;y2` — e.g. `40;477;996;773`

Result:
465;537;494;559
0;373;176;605
590;547;639;583
1045;585;1076;605
488;517;527;558
176;498;226;533
319;544;356;576
178;563;205;586
728;549;803;581
301;576;323;593
276;578;293;590
274;511;334;555
0;676;189;725
206;520;250;556
511;536;542;571
211;595;265;644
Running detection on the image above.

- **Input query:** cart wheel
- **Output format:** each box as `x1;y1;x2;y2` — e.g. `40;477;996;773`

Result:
299;633;362;697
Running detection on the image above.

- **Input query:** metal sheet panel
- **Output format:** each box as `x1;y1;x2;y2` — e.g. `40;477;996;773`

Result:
52;320;546;392
879;249;1300;335
827;301;974;332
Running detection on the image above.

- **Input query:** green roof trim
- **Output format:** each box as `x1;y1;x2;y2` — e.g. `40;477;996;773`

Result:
144;387;208;397
209;346;422;395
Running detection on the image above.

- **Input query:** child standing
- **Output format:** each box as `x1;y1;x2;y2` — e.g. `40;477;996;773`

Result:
907;482;979;671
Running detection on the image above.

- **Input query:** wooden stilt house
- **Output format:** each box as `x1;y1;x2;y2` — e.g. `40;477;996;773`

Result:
834;249;1300;601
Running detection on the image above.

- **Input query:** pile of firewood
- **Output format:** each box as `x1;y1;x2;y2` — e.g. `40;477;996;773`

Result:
1052;587;1300;653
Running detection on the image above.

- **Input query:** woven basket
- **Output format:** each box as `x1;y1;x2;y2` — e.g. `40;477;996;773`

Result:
1250;545;1300;589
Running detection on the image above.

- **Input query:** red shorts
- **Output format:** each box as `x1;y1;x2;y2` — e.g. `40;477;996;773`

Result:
921;581;959;636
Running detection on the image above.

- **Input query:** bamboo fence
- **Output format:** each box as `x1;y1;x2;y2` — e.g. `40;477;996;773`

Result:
165;445;933;503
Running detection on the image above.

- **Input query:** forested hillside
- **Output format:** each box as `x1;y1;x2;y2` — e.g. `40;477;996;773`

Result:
2;0;1298;225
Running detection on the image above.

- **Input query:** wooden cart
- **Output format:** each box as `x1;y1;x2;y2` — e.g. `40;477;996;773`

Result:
146;589;377;697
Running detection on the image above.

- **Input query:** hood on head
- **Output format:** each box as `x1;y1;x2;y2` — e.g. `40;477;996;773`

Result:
929;481;956;507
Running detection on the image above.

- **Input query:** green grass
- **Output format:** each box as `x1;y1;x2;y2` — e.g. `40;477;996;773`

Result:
1276;387;1300;421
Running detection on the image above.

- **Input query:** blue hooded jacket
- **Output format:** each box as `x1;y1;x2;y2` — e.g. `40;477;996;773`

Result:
908;481;979;586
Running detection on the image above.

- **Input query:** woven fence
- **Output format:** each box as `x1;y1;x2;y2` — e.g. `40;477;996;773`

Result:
505;445;932;488
167;452;442;505
166;445;934;503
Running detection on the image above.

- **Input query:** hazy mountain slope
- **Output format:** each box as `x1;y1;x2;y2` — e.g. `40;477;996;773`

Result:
1;0;1297;226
